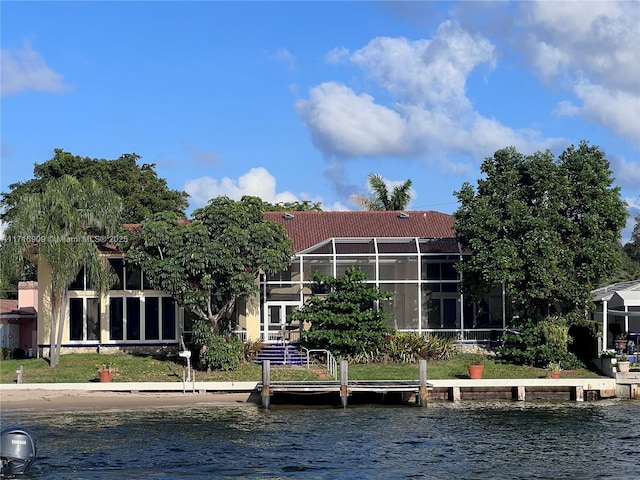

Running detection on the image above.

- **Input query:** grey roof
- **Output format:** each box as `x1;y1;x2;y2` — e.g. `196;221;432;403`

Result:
591;279;640;303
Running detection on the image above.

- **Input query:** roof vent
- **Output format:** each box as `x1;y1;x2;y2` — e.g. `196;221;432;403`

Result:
283;212;295;220
397;212;409;219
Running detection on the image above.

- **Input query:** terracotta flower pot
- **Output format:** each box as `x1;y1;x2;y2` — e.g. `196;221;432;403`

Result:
98;370;113;382
468;364;484;379
551;372;561;379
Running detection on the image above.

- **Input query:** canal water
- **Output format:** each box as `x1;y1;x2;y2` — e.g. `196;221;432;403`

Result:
1;399;637;479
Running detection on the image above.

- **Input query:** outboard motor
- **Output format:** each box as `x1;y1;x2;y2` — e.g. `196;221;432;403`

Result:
0;427;36;477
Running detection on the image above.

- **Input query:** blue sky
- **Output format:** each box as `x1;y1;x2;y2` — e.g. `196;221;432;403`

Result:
1;1;639;241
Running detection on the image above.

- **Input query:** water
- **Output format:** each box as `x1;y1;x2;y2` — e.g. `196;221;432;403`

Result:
1;399;638;479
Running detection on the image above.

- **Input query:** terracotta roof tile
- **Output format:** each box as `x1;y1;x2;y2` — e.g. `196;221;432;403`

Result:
264;211;456;252
0;299;19;315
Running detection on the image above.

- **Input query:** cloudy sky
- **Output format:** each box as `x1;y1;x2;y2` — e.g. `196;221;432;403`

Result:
1;1;639;240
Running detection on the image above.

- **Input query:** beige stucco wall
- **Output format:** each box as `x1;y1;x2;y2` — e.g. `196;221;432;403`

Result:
245;293;261;341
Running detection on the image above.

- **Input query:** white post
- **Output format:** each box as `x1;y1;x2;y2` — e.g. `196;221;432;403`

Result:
603;299;608;350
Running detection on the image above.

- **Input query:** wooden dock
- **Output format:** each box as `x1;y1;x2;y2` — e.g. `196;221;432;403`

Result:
258;360;621;408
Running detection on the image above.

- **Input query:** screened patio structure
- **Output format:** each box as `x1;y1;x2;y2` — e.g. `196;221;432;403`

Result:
257;230;509;344
591;279;640;351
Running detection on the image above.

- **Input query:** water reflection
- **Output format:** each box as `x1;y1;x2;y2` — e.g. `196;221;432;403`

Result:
2;400;637;479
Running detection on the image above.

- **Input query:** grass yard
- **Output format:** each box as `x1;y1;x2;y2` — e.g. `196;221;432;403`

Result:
0;352;603;384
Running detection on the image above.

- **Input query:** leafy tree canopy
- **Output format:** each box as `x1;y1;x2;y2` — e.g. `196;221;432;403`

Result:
623;214;640;262
1;149;189;224
262;200;323;211
288;268;393;359
454;141;627;317
125;196;294;334
1;175;123;366
351;173;413;211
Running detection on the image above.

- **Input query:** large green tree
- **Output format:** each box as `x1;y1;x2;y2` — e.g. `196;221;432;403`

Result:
288;268;393;359
262;200;323;211
0;175;123;367
454;141;627;317
125;196;294;336
624;214;640;262
1;149;189;224
351;173;413;211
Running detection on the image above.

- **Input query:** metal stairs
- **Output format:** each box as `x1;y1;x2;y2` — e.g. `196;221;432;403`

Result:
254;343;306;366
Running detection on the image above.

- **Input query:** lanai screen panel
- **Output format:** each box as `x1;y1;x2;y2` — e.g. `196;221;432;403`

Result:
336;256;376;279
302;256;333;280
379;256;419;281
379;283;419;330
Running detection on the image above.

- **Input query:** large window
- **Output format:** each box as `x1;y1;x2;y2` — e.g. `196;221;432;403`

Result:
108;296;176;342
69;297;100;341
109;297;124;340
109;258;124;289
145;297;160;340
107;258;155;291
126;298;141;340
162;297;176;340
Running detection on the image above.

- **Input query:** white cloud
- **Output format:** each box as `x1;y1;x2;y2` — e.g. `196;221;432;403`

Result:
184;167;301;208
325;47;350;65
296;21;565;166
555;82;640;145
1;42;70;97
295;82;410;158
612;155;640;190
520;1;640;143
350;21;496;108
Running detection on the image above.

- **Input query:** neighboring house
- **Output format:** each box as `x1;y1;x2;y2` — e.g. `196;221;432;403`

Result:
591;279;640;350
35;210;511;356
0;281;38;356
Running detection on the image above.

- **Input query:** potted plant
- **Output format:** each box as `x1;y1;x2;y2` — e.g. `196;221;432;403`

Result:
467;354;485;379
547;362;562;379
96;361;116;382
617;353;631;373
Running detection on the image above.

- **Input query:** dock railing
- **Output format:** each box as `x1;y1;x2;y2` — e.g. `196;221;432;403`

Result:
302;348;338;380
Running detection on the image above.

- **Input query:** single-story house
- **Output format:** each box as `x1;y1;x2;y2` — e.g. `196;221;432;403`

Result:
0;281;38;356
34;210;512;356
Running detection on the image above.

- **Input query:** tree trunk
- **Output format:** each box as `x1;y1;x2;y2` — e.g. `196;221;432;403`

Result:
49;293;59;367
53;292;68;367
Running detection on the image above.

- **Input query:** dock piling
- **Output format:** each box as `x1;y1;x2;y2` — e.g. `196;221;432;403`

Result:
340;360;349;408
261;360;271;409
418;359;428;407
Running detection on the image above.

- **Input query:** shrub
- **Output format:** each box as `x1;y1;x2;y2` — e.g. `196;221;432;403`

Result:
291;268;393;359
0;348;24;360
378;332;458;364
192;319;242;371
242;339;264;362
200;334;242;371
498;316;583;369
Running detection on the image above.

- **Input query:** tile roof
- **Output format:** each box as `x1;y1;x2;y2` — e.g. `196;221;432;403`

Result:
0;299;18;315
264;210;456;252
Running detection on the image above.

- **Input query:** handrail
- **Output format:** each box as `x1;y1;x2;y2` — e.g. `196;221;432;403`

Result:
301;347;338;380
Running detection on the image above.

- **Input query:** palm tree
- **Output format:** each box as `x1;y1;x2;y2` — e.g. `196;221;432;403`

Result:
1;175;123;367
351;173;413;211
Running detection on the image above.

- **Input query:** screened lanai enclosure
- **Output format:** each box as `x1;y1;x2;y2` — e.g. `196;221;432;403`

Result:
254;237;510;344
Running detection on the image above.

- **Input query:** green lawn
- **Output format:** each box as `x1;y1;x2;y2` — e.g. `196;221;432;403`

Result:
0;352;603;384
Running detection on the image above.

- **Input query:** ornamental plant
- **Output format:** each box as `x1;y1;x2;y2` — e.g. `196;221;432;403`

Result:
289;268;393;360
